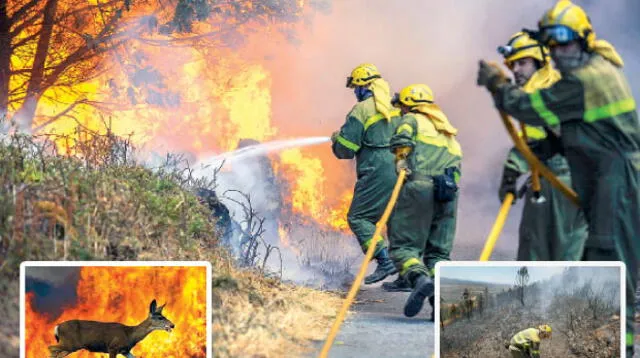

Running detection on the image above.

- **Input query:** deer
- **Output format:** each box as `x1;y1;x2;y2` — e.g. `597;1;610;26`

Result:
48;299;175;358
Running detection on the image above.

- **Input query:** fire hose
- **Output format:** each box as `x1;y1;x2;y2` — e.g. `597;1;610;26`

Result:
318;169;407;358
479;110;581;261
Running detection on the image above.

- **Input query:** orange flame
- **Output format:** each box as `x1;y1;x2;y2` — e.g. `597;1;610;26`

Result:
12;1;355;243
25;266;207;357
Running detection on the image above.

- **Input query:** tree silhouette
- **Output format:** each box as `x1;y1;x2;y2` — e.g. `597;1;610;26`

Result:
515;266;529;306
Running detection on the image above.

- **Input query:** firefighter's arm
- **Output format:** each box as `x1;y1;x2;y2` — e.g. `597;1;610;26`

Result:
332;106;365;159
493;74;585;127
390;115;417;173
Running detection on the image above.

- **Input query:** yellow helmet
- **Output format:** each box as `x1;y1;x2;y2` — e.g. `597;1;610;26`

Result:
393;84;434;107
346;63;381;88
538;0;594;47
498;32;550;68
538;324;552;336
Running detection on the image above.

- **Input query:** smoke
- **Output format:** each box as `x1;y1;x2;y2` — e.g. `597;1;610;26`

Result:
25;267;80;317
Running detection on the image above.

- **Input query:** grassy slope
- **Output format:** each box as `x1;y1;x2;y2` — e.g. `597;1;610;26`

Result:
0;133;341;357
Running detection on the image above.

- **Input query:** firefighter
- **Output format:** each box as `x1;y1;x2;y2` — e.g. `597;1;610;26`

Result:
477;1;639;355
496;31;588;260
331;63;401;284
507;325;552;358
388;84;462;319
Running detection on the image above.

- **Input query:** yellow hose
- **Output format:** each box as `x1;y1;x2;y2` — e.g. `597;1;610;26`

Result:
478;110;581;261
499;111;579;206
318;169;407;358
479;193;514;261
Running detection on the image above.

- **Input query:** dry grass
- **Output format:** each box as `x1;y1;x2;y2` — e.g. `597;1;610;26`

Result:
212;257;343;358
0;128;345;357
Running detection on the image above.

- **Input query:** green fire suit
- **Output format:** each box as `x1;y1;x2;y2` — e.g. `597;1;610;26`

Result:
501;147;588;260
332;96;401;255
388;111;462;281
492;53;640;355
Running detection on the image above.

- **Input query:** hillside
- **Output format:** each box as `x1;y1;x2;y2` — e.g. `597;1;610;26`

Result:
0;132;342;357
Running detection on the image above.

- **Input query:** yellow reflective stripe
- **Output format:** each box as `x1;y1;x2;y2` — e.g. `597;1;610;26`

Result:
397;123;413;135
627;332;634;346
428;267;435;277
529;90;560;126
531;350;539;354
584;97;636;122
364;113;385;131
401;258;421;276
519;125;547;140
362;235;383;250
416;134;462;157
336;135;360;152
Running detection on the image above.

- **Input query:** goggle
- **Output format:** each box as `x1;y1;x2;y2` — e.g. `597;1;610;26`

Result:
391;93;400;106
539;25;580;46
346;76;353;88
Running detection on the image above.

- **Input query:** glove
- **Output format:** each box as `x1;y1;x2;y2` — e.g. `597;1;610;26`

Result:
331;131;339;143
498;167;520;203
477;60;510;93
396;158;411;175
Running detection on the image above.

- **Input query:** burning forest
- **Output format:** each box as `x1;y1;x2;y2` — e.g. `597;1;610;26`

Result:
24;265;207;357
1;0;364;285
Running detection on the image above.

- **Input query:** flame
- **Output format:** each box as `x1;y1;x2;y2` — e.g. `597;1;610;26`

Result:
25;266;206;357
278;223;301;257
9;1;356;249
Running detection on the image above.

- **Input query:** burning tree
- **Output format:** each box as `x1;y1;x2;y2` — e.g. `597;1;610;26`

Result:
0;0;314;132
515;266;529;306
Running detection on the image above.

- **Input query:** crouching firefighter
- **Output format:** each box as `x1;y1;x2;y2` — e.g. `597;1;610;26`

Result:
496;31;587;261
331;63;402;284
388;84;462;319
507;325;552;358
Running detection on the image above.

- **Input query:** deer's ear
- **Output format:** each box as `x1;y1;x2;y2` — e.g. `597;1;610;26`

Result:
150;299;157;314
157;303;165;314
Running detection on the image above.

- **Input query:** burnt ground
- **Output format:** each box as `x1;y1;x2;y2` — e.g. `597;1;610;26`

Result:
310;269;434;358
440;302;620;358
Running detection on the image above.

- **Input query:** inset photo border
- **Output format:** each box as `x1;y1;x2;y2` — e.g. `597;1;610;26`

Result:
434;261;625;358
20;261;212;358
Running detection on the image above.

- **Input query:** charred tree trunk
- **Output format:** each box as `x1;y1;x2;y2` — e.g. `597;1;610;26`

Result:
13;0;58;131
0;0;11;123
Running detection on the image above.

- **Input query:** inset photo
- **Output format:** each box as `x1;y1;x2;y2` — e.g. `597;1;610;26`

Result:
20;261;211;358
435;262;624;358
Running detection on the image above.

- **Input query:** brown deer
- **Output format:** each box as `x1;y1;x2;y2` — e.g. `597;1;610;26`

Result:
48;299;175;358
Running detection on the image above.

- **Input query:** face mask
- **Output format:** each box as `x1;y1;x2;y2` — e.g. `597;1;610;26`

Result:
551;50;588;72
354;87;373;102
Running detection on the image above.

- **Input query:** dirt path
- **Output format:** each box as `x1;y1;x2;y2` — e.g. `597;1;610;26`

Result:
310;273;434;358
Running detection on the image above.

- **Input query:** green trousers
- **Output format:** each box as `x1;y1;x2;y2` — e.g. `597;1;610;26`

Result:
387;178;457;281
518;155;588;260
572;151;640;355
347;164;397;255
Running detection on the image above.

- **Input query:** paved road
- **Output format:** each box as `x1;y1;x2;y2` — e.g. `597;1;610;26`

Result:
311;273;434;358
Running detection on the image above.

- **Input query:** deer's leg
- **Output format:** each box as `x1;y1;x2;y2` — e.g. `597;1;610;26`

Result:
108;351;117;358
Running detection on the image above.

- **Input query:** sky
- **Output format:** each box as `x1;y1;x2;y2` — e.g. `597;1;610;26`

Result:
441;265;569;285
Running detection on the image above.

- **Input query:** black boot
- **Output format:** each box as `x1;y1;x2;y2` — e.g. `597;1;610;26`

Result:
381;276;412;292
404;274;434;317
364;247;397;284
428;296;435;322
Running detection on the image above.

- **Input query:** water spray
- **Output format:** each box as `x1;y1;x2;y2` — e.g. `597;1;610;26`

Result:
194;136;330;172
